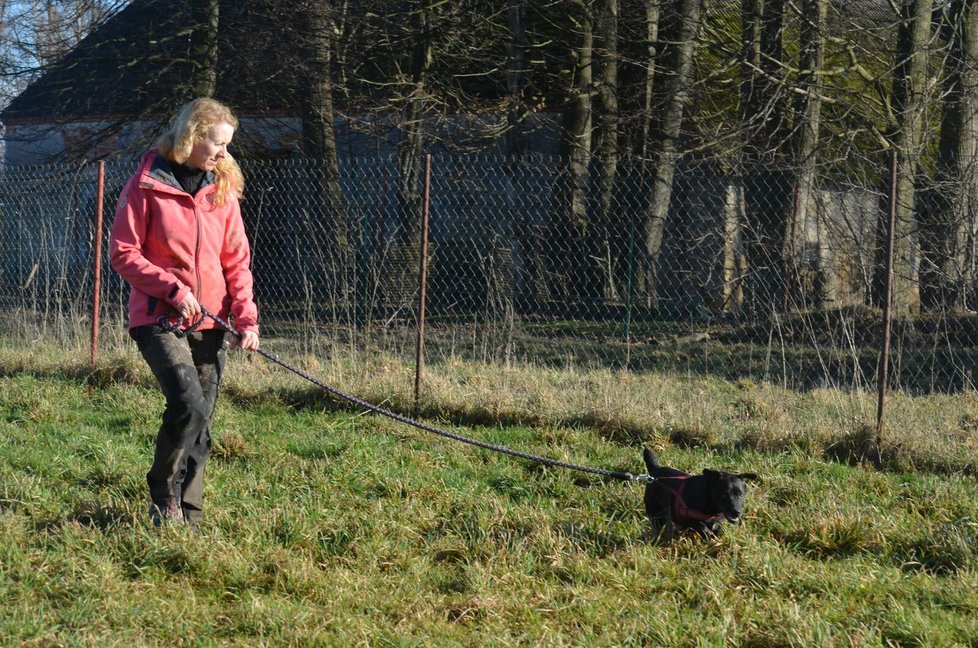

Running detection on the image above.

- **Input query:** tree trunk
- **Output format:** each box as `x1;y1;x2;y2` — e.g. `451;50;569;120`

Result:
873;0;933;314
740;0;791;317
190;0;219;98
507;0;544;311
594;0;620;300
506;0;529;157
788;0;827;307
297;0;351;318
641;0;702;308
640;0;660;159
920;0;978;312
622;0;660;305
617;0;660;158
389;1;431;310
556;0;594;302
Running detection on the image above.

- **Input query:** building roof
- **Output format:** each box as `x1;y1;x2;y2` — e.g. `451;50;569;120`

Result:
1;0;299;125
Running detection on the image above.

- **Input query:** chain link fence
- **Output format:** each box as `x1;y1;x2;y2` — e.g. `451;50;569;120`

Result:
1;154;976;394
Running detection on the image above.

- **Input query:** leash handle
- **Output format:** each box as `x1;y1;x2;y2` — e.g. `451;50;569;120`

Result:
156;313;207;338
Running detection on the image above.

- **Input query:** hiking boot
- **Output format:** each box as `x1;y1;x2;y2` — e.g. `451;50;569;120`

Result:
149;502;184;528
182;507;202;535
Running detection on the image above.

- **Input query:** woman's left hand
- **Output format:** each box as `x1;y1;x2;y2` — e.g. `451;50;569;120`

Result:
231;330;260;351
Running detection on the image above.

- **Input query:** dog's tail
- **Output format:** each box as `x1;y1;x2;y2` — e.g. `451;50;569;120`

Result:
642;447;661;473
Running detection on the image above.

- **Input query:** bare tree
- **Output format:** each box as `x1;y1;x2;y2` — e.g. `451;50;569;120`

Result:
642;0;703;307
191;0;219;98
11;0;978;330
506;0;530;157
920;0;978;312
593;0;621;300
0;0;121;110
873;0;934;314
294;0;351;314
617;0;660;159
739;0;792;316
788;0;828;307
555;0;595;301
396;1;431;249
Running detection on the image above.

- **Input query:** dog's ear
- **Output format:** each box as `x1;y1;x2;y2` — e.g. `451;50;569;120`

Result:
643;447;660;472
702;469;720;479
737;472;760;481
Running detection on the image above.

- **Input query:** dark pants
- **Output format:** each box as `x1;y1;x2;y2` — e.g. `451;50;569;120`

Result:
132;325;227;525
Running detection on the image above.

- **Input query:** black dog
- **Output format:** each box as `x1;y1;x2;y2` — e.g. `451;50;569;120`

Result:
642;448;758;538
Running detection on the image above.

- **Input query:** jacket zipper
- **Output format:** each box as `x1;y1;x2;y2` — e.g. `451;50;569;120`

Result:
194;200;202;302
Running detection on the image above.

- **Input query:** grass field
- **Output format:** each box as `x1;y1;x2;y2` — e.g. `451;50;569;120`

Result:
1;340;977;646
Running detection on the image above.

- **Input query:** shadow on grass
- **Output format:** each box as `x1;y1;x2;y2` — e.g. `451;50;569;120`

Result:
823;425;978;479
892;523;978;576
773;516;978;576
37;500;132;533
5;316;977;480
422;305;978;396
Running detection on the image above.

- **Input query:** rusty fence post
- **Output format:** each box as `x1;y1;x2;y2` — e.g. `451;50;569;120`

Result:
91;160;105;365
875;150;898;456
414;154;432;415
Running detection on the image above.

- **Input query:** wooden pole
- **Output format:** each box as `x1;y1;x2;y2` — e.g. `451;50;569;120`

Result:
91;161;105;365
414;154;432;415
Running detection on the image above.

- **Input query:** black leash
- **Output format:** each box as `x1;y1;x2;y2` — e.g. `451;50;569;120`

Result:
160;308;652;484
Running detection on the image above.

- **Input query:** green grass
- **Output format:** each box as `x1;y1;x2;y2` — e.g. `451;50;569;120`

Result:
1;341;977;646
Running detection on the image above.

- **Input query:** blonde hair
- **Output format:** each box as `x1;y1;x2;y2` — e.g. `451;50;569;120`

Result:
154;97;245;206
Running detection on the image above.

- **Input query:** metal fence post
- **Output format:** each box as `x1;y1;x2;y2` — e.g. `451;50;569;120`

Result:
875;150;898;456
356;199;368;330
625;205;636;365
91;161;105;365
414;154;432;415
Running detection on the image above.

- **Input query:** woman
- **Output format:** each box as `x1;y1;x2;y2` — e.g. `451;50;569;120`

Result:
110;97;260;531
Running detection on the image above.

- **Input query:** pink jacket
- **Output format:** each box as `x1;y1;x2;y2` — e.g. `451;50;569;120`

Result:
110;151;259;335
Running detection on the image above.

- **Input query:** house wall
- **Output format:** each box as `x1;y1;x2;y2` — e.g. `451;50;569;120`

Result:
0;113;563;166
1;119;153;165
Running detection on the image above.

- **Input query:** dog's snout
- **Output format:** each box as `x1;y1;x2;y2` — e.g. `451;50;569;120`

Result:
723;504;744;521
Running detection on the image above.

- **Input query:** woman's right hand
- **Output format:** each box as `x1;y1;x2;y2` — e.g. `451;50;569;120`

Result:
176;293;202;321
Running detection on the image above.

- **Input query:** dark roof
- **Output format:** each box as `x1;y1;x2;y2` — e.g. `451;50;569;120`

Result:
1;0;300;124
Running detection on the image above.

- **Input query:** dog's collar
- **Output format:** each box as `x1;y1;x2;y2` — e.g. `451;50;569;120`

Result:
656;476;719;523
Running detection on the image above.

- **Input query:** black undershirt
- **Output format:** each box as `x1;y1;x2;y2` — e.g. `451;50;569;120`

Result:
170;162;207;196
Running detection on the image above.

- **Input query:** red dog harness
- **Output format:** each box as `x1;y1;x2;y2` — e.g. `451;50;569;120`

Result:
656;476;718;523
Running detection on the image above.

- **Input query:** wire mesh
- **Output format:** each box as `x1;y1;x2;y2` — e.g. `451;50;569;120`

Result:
1;153;976;395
